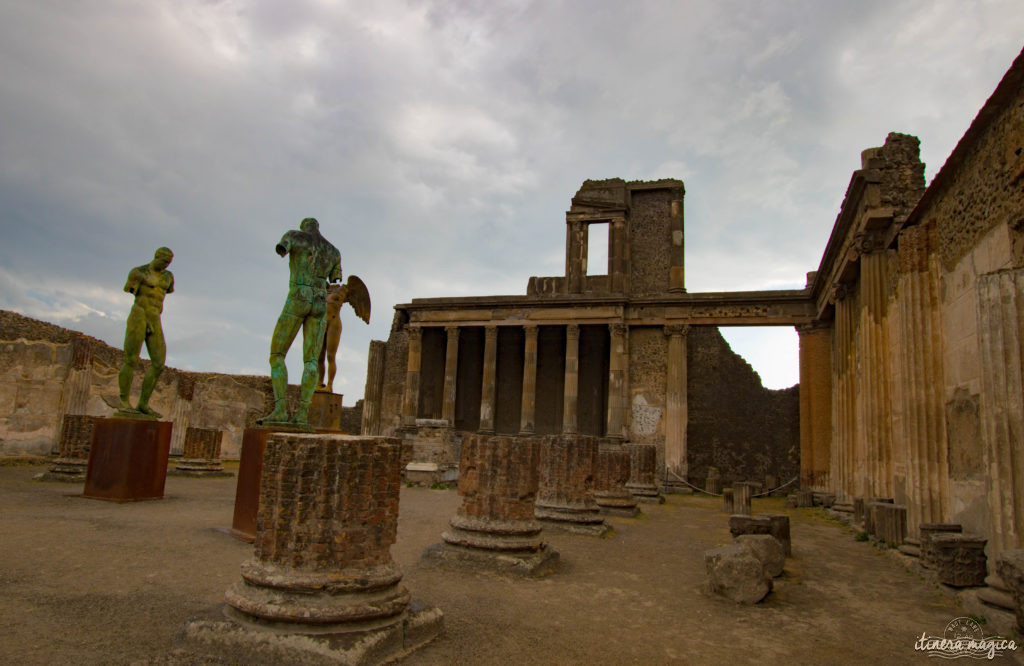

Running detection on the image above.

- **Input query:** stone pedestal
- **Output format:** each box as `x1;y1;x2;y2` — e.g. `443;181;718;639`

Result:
996;550;1024;631
593;443;640;518
172;427;231;477
38;414;97;482
732;483;752;516
179;433;441;665
535;435;609;536
930;533;987;587
422;434;558;576
873;504;907;547
625;443;664;504
920;523;963;569
83;418;172;501
308;391;343;430
794;489;814;507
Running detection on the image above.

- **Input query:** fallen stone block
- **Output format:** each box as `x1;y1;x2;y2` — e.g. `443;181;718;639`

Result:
705;544;772;604
735;534;784;578
930;533;987;587
996;550;1024;632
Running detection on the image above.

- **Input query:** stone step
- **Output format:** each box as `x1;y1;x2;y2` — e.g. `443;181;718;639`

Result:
898;544;920;557
978;585;1016;612
832;502;854;513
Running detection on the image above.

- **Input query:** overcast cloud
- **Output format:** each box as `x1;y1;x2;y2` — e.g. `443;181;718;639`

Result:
1;0;1022;398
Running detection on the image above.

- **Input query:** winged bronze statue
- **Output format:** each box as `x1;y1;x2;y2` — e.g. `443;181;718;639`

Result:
316;275;371;394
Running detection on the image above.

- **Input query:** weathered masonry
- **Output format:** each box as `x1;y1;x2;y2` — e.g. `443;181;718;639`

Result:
363;179;807;489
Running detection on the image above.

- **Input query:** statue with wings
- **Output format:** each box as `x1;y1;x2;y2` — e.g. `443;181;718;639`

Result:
316;275;371;394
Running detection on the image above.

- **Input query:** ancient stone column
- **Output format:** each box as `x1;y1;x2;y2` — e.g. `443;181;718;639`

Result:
609;216;628;293
593;441;639;517
663;324;689;483
565;215;586;294
854;237;893;499
361;340;386;436
39;414;98;482
562;324;580;434
535;434;609;536
705;467;722;495
186;434;442;663
797;321;832;491
441;326;460;426
669;198;685;292
422;434;557;576
479;325;498;434
625;443;664;503
978;267;1024;557
53;335;95;454
829;284;858;500
930;534;988;587
894;222;949;536
722;488;734;513
401;326;423;427
733;482;752;516
606;323;628;441
173;427;229;476
168;374;195;456
520;325;538;435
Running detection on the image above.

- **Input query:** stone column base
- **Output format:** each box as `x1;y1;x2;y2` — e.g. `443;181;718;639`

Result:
422;514;560;577
177;602;442;666
534;504;612;536
594;491;641;517
625;483;665;504
36;458;89;482
169;459;233;477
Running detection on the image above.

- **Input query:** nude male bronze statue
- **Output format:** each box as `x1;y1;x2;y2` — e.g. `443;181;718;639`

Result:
117;247;174;418
258;218;341;429
316;276;371;394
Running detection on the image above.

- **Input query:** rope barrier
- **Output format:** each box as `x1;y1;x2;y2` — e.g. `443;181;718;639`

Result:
661;470;800;499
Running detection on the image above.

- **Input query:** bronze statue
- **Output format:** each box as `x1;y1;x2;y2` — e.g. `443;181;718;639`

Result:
117;247;174;418
316;276;371;394
258;218;341;429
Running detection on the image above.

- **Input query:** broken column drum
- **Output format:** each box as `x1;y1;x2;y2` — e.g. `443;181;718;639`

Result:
225;434;410;626
431;434;557;575
625;443;664;503
593;442;640;517
535;434;609;536
174;427;227;476
43;414;98;481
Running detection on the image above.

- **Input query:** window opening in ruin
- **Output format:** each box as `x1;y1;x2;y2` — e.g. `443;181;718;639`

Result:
586;221;609;275
717;327;798;390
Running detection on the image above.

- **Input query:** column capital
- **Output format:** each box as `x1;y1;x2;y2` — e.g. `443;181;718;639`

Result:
609;322;628;337
664;323;690;338
850;230;886;259
444;325;460;338
484;325;498;342
828;283;852;304
566;323;580;340
523;324;539;339
406;326;423;341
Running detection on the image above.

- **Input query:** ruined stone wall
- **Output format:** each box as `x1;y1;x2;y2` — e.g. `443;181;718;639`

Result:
627;326;667;470
686;327;800;488
629;188;676;295
379;312;409;435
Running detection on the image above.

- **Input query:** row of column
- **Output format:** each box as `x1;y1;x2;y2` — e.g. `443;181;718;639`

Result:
400;323;690;458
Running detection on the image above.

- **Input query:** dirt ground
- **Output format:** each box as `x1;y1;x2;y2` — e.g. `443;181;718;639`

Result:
0;463;1014;664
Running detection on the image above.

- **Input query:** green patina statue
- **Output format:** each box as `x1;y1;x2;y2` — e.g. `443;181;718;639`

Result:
117;247;174;418
258;218;342;429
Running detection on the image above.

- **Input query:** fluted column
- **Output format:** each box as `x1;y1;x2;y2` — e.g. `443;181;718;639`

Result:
54;335;95;454
606;323;628;440
362;340;386;435
479;325;498;433
441;326;460;426
562;324;580;434
978;267;1024;556
830;284;858;499
168;375;195;456
401;327;423;427
797;322;833;491
664;323;689;481
520;325;538;434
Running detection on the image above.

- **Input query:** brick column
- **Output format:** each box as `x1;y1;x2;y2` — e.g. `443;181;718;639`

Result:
562;324;580;434
606;323;628;441
669;198;685;292
626;443;664;503
423;434;557;576
40;414;98;481
441;326;460;425
565;215;585;293
186;434;441;662
53;335;94;454
609;216;628;293
520;325;538;434
361;340;386;436
401;326;422;427
173;427;228;476
535;434;608;536
664;323;689;482
479;325;498;433
797;321;832;491
594;441;639;517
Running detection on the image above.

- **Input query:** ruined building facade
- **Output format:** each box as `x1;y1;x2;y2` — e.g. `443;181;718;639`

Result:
362;178;803;490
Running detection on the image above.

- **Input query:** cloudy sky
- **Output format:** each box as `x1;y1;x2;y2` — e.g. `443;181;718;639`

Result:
1;1;1022;400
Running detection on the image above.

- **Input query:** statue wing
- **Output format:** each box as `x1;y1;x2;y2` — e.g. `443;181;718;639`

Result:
344;275;371;324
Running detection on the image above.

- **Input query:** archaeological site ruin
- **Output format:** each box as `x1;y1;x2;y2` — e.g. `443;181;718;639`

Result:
2;43;1024;662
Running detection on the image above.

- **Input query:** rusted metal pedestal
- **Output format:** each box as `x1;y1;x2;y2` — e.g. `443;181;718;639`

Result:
82;418;172;501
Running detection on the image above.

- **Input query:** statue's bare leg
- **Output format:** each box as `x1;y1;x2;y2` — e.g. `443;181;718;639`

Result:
292;313;326;425
316;330;328;391
136;318;166;417
118;308;146;412
258;311;303;424
324;321;341;393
